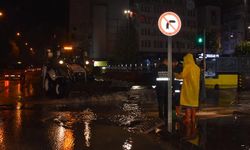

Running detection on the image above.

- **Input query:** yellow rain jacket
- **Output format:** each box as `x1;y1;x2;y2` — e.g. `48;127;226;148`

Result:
177;53;200;107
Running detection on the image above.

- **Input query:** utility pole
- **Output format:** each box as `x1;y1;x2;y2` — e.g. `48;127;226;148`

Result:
203;29;206;77
244;0;248;40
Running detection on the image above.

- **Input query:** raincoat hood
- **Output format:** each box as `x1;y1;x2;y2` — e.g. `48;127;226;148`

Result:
183;53;195;66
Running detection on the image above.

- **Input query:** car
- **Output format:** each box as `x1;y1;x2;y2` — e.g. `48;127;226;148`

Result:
0;63;25;80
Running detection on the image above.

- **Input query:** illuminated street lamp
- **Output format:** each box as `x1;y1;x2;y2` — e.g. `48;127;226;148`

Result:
16;32;21;37
124;10;131;14
123;9;133;18
230;34;234;38
0;12;3;17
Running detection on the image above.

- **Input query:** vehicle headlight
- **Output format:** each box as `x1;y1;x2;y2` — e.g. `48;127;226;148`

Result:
59;60;64;65
85;60;90;65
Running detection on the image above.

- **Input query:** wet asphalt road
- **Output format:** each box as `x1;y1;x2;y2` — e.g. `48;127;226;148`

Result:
0;109;174;150
0;79;178;150
1;77;250;150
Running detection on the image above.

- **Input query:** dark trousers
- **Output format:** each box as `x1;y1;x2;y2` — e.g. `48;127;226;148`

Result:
157;95;168;121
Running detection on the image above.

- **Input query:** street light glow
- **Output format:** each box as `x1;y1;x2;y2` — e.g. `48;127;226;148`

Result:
0;12;3;16
16;32;21;36
59;60;64;65
124;9;133;18
124;9;131;14
63;46;73;51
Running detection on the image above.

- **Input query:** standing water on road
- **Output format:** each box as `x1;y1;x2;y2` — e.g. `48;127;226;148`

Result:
0;83;177;150
1;79;250;150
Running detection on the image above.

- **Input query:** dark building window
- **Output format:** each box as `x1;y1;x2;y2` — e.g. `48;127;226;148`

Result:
147;28;151;35
159;41;163;48
148;40;151;48
188;10;195;17
141;40;151;48
153;40;163;48
141;29;144;35
154;40;157;48
145;16;152;24
146;40;151;48
231;25;237;30
141;5;151;13
211;10;218;26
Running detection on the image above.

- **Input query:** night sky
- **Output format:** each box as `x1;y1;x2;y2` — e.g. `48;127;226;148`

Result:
0;0;68;66
0;0;68;48
0;0;67;30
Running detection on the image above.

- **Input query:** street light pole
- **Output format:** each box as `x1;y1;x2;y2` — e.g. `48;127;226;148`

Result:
124;9;131;36
203;29;206;78
244;0;248;40
124;9;132;58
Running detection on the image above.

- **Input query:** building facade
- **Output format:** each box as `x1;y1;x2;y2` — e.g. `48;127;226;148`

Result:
69;0;129;60
221;0;249;55
197;5;221;53
69;0;198;61
133;0;198;59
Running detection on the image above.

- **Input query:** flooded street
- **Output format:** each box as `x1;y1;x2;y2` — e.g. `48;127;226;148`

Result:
2;0;250;149
0;80;177;150
0;109;175;150
1;80;250;150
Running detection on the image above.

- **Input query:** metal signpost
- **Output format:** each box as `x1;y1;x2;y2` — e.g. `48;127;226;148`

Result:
158;12;182;132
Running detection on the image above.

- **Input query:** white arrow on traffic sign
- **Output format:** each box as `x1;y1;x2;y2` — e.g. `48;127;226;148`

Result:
158;12;182;36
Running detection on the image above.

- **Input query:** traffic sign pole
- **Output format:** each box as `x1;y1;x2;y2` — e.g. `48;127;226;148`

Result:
167;37;172;132
158;11;181;133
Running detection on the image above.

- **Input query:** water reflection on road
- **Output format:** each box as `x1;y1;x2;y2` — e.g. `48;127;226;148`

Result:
0;82;176;149
49;125;75;150
1;80;250;150
0;124;6;150
0;80;38;103
0;108;174;150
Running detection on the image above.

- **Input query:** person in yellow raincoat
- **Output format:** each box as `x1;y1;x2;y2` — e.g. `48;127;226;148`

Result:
175;53;200;123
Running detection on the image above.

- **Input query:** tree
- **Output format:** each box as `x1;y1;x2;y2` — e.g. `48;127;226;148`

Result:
235;41;250;56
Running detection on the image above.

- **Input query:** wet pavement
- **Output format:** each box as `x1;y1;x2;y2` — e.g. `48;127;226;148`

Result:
0;109;177;150
0;79;178;150
1;79;250;150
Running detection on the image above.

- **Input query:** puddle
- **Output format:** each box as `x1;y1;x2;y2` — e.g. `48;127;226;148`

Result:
52;109;97;129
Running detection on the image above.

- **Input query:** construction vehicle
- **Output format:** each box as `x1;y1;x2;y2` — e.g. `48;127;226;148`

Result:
42;47;94;98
